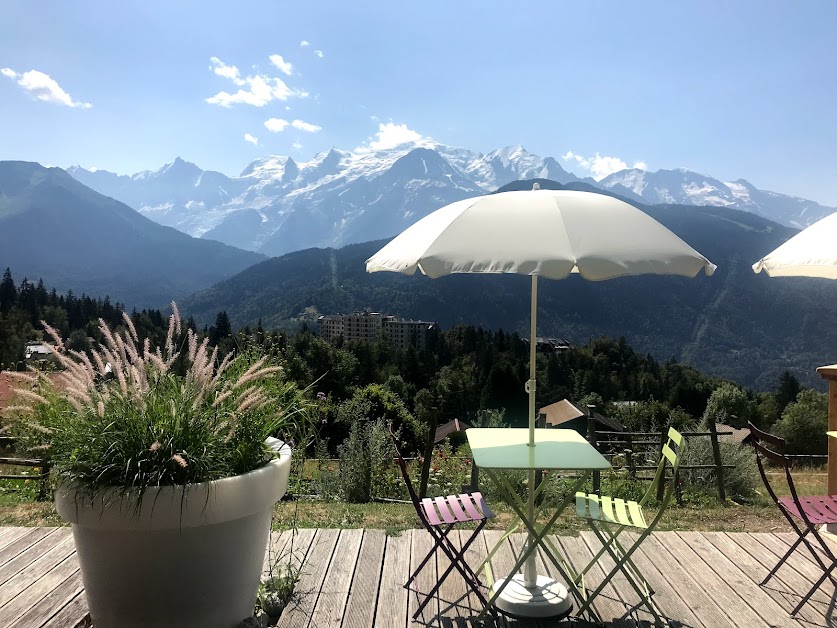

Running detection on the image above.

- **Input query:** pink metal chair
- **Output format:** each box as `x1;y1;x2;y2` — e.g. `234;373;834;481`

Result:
391;433;496;620
749;422;837;615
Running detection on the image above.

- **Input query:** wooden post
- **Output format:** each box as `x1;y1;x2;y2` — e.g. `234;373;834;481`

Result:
37;460;50;501
419;406;439;499
587;407;600;496
817;364;837;497
468;458;480;493
625;433;636;480
656;425;669;503
707;420;726;503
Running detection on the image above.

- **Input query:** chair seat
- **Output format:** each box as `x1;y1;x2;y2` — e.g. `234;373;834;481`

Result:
575;492;648;529
421;492;495;527
779;495;837;525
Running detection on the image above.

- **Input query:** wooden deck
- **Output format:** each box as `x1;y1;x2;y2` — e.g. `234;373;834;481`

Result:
1;527;836;627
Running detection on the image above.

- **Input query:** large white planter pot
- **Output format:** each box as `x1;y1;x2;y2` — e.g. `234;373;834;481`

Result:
55;438;292;628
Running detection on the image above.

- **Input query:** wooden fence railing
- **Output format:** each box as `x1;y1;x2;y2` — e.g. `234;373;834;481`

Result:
0;456;51;500
588;414;735;503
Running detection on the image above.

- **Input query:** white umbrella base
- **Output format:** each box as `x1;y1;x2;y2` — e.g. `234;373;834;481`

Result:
492;574;572;619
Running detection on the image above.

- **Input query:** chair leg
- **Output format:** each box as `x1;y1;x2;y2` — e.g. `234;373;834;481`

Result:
791;555;837;616
762;525;808;585
405;524;454;588
410;521;497;621
579;524;662;624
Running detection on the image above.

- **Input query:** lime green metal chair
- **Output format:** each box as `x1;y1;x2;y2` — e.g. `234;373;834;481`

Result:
573;426;686;623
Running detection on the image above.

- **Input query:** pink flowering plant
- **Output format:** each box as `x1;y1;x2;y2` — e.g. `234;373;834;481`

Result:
4;304;308;496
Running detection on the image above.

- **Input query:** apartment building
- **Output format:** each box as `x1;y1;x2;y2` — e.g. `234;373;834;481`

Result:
317;311;437;351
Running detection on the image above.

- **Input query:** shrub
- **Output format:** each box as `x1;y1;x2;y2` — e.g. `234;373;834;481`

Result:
4;306;309;498
680;435;760;501
338;419;371;503
773;389;828;455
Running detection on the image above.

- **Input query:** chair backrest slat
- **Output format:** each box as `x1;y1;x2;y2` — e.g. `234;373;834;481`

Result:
746;421;818;529
642;427;686;518
390;430;427;524
661;443;678;467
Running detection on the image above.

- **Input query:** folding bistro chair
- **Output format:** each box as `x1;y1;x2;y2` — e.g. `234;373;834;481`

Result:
749;422;837;616
574;426;686;624
391;433;497;620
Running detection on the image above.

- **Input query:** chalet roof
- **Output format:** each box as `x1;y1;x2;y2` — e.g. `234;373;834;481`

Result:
714;422;752;446
434;418;472;444
538;399;625;432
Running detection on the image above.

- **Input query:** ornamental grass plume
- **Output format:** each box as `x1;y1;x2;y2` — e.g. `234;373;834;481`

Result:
3;304;309;496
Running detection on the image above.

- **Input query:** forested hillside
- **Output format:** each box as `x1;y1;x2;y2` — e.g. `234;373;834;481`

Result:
181;185;837;390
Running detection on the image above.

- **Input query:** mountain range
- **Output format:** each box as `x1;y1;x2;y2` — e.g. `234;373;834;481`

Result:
179;180;837;391
68;141;836;257
0;161;265;307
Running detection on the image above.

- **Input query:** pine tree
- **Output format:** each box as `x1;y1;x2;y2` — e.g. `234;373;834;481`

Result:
0;268;16;312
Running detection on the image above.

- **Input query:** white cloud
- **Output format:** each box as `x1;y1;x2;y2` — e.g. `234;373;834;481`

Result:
268;54;293;76
244;133;259;145
299;40;310;47
1;67;91;108
264;118;289;132
561;150;647;180
206;56;302;107
292;141;303;149
209;57;242;83
314;50;324;58
368;122;423;150
291;119;321;132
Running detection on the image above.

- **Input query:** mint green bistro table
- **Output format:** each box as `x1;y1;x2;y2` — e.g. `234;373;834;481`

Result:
467;427;611;620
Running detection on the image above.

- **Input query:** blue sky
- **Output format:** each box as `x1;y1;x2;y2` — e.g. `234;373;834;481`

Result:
1;1;836;204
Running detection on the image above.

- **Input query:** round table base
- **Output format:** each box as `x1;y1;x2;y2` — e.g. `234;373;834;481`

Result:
491;574;573;619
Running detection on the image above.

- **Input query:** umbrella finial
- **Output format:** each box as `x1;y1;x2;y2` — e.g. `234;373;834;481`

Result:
532;182;541;191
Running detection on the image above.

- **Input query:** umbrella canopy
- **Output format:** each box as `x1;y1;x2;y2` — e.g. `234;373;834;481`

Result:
753;212;837;279
367;189;716;281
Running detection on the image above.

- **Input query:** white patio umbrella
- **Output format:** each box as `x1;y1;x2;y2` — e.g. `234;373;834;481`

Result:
366;185;715;612
753;211;837;279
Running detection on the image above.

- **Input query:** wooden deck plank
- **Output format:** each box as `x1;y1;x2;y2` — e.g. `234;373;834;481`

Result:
408;528;439;624
676;531;800;628
464;527;503;628
12;570;84;628
654;532;769;627
482;528;526;628
0;553;79;628
0;527;29;551
0;534;76;610
552;533;629;624
612;531;704;628
374;529;412;628
2;527;837;628
0;528;69;588
309;528;363;628
342;529;386;628
635;533;737;628
38;589;89;628
0;528;55;570
276;528;340;628
262;529;292;577
745;532;837;614
705;532;823;626
751;532;836;606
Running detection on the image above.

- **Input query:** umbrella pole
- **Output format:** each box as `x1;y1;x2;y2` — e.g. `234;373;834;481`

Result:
524;274;538;587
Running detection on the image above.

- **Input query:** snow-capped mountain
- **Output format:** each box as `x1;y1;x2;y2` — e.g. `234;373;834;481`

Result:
68;142;835;256
598;168;834;229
